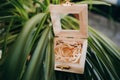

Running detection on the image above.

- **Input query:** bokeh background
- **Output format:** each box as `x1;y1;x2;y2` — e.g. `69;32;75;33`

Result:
73;0;120;47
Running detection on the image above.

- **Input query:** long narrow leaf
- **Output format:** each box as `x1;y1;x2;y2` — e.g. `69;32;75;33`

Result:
4;13;46;80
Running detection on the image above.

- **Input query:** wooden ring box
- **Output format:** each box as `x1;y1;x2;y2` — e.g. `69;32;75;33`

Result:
50;4;88;74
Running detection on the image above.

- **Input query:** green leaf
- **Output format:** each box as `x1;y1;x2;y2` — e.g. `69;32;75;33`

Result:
4;13;46;80
22;26;50;80
77;1;111;6
44;26;54;80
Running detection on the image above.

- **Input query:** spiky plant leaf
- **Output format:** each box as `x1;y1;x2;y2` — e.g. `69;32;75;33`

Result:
4;13;47;80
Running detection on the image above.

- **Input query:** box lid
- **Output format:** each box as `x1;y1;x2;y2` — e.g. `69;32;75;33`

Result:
50;4;88;38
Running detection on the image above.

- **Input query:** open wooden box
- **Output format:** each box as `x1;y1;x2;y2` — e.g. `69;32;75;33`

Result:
50;4;88;74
